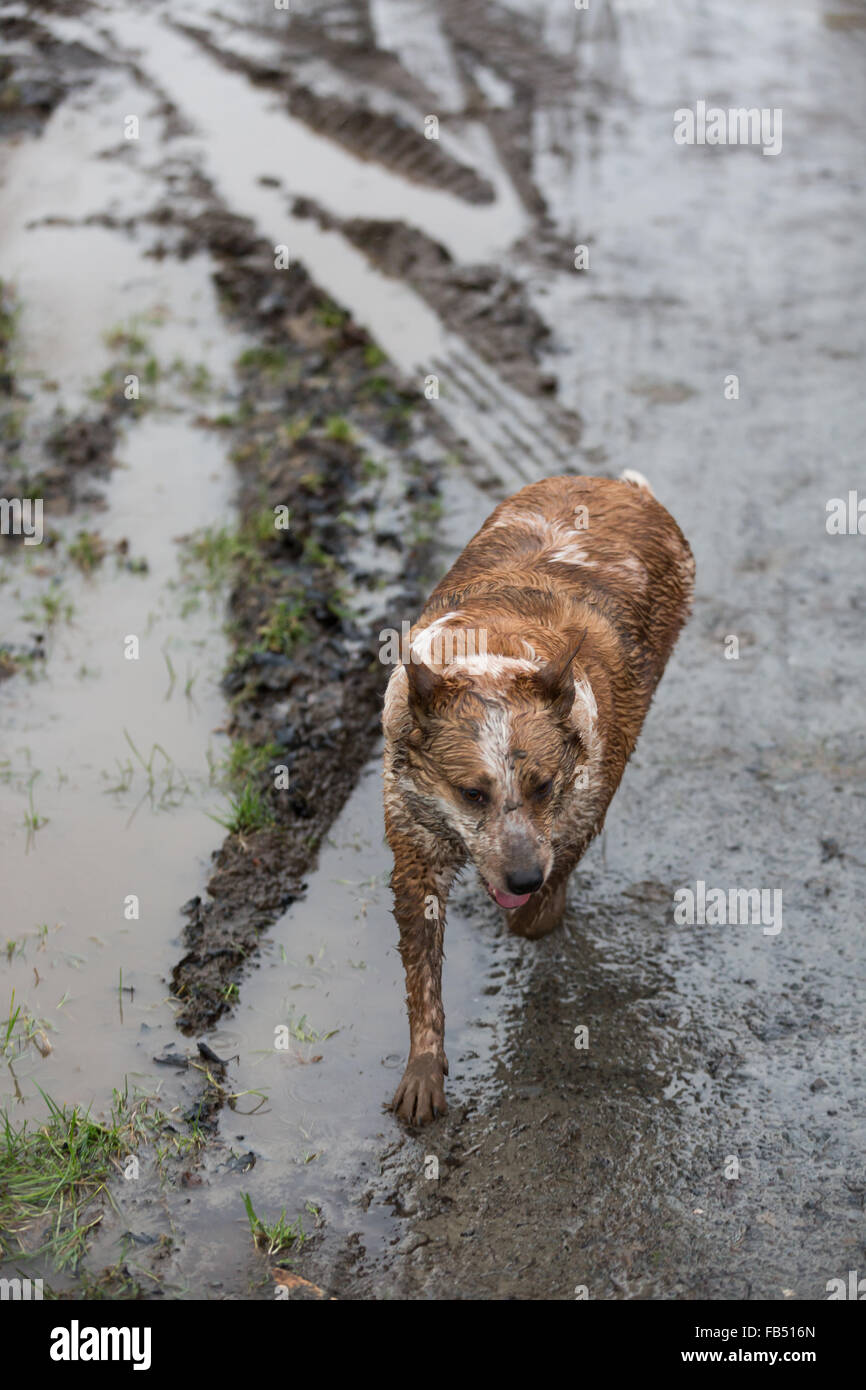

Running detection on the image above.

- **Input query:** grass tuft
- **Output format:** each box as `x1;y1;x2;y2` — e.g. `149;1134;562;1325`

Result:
0;1086;156;1270
242;1191;306;1256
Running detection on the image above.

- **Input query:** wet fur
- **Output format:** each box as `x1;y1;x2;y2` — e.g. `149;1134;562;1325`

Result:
383;474;694;1123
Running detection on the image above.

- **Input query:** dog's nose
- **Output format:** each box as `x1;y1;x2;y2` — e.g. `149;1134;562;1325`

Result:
506;867;544;895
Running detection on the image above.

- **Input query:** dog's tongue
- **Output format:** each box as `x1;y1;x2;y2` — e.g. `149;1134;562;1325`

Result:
490;886;532;910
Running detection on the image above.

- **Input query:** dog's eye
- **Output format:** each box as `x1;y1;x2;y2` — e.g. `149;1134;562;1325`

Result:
532;779;554;800
460;787;487;805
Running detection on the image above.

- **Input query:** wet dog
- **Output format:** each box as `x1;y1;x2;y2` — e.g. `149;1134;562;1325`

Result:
383;473;694;1123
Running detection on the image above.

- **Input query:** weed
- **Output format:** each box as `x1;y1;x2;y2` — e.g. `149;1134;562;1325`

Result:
284;1010;338;1044
209;784;275;835
23;772;48;849
23;588;73;628
315;298;347;329
256;596;307;655
0;1086;157;1269
324;415;353;443
236;346;289;375
242;1192;306;1257
68;530;106;574
223;738;281;791
361;456;388;481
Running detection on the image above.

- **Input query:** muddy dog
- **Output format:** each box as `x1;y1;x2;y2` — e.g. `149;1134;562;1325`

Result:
382;472;694;1123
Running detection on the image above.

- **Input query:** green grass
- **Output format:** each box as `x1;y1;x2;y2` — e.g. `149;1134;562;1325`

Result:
298;469;325;494
104;325;149;356
324;414;353;443
315;298;347;329
23;589;74;629
223;738;282;791
210;783;275;835
361;456;388;481
0;278;20;375
236;346;289;375
102;731;192;813
169;358;211;395
85;324;156;415
67;530;106;574
0;1087;154;1270
2;989;22;1054
301;537;336;571
2;988;51;1059
4;924;50;963
360;374;390;397
23;772;48;849
242;1191;306;1256
183;524;261;594
277;414;312;445
256;596;308;655
284;1011;338;1044
182;507;283;595
248;504;287;544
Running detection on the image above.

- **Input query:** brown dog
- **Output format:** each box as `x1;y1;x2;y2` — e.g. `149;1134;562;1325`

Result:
382;472;694;1123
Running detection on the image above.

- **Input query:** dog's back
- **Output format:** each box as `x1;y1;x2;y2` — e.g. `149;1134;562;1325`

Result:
408;473;694;783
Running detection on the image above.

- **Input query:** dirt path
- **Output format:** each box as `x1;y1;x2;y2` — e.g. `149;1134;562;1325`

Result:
1;0;864;1301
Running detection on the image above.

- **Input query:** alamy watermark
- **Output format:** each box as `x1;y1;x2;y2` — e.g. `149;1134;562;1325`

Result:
673;880;783;936
0;497;43;545
674;102;782;157
826;1270;866;1299
379;620;488;666
0;1277;43;1299
826;491;865;535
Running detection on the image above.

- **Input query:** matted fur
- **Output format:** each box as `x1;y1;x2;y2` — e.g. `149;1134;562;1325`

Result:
383;474;694;1124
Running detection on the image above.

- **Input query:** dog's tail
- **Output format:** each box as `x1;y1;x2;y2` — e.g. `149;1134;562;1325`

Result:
620;468;654;496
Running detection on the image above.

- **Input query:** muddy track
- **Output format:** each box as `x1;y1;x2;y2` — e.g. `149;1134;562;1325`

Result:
2;0;864;1308
294;200;579;409
172;20;497;204
5;162;446;1029
168;224;443;1030
0;12;105;136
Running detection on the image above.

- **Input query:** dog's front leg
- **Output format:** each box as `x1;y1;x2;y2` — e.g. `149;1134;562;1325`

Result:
388;831;456;1125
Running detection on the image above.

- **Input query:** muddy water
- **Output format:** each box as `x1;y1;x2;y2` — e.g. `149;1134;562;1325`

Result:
90;752;533;1295
0;86;244;1112
95;4;573;488
186;0;862;1300
2;0;864;1300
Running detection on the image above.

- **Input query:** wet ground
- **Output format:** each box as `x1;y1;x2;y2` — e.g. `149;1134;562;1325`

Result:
1;0;864;1300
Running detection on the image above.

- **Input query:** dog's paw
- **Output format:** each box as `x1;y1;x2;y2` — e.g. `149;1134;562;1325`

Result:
392;1054;448;1125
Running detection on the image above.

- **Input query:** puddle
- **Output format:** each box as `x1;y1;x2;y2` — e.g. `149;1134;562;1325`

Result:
0;84;245;1113
95;751;531;1295
108;9;526;265
369;0;466;112
88;3;575;485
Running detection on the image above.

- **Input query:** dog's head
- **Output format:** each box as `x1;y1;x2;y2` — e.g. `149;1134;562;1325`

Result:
399;648;587;909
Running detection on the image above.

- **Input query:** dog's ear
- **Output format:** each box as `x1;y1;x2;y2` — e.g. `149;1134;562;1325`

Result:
535;635;585;724
404;659;446;723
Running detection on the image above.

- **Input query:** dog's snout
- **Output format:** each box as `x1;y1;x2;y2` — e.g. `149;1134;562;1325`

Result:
505;867;544;895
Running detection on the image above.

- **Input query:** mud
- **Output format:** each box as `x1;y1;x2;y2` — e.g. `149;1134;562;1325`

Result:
174;19;497;204
1;0;864;1305
295;200;574;405
0;11;104;137
170;232;442;1029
